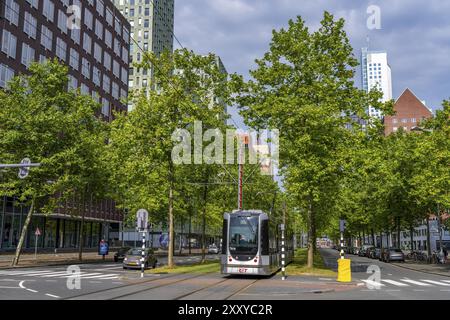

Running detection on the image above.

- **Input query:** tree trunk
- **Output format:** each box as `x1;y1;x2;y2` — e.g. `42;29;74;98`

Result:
200;168;210;264
12;196;35;266
396;217;401;249
410;224;414;252
371;229;375;247
201;182;209;263
167;160;175;268
179;217;183;256
379;231;383;250
188;211;192;255
307;198;314;268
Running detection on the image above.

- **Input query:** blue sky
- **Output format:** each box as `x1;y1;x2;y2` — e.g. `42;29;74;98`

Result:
174;0;450;128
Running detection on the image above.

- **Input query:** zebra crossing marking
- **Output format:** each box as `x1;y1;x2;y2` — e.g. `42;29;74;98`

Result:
401;279;432;286
421;280;450;286
381;279;409;287
0;269;119;280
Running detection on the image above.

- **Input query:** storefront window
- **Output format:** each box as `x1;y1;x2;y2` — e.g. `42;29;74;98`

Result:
44;218;57;248
92;223;100;247
2;215;12;248
64;220;79;248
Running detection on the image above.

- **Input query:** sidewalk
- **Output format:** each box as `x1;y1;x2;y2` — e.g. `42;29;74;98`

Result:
392;260;450;278
0;248;208;269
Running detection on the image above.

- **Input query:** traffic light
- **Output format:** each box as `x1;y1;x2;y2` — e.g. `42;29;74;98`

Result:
339;219;347;233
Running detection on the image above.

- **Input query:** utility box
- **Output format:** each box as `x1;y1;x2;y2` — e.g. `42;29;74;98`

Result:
337;259;351;282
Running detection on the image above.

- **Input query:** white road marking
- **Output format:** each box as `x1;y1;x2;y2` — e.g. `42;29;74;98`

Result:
319;278;333;281
45;294;60;299
40;271;73;278
58;273;101;278
26;288;38;293
401;279;432;286
0;270;52;276
381;279;410;287
442;280;450;283
89;281;102;283
421;280;450;286
0;286;22;289
361;280;385;287
19;281;26;289
80;274;118;279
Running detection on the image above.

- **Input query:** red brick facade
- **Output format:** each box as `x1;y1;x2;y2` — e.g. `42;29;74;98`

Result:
384;88;433;136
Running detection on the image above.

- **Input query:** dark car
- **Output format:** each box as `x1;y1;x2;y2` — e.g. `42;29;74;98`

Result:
367;247;376;259
383;248;405;263
123;248;158;269
373;248;381;259
114;246;131;262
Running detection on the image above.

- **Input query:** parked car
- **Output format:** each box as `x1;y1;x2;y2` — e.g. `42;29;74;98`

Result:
383;248;405;263
114;246;131;262
373;248;381;259
359;245;374;257
367;247;376;259
123;248;157;269
353;247;361;255
208;244;219;254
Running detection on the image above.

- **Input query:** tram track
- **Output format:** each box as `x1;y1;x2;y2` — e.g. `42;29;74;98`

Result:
64;271;205;300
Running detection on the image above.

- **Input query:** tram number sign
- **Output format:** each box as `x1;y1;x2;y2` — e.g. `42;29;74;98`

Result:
238;268;248;273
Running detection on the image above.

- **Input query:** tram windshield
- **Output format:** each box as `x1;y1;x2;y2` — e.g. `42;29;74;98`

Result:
229;215;259;255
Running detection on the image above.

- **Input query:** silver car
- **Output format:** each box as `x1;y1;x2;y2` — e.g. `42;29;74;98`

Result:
208;244;219;254
123;248;157;269
385;248;405;263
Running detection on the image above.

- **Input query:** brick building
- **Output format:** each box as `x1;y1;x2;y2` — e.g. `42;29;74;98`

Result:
384;88;433;136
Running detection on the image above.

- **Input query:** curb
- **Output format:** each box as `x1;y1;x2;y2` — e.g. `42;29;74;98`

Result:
390;262;450;278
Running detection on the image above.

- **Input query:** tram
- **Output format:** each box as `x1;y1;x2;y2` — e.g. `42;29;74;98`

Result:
221;210;294;276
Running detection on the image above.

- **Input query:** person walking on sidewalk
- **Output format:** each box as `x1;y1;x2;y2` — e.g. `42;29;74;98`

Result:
443;246;448;264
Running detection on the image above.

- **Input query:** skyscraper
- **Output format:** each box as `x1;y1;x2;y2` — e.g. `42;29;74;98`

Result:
361;47;393;119
113;0;174;96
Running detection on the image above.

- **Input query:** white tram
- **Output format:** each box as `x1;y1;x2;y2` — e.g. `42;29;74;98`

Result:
221;210;294;276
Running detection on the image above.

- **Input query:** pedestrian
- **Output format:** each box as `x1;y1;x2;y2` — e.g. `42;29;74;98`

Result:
443;246;448;263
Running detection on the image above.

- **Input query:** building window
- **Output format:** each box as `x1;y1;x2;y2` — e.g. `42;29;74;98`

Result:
401;118;408;123
121;67;127;84
94;43;102;62
114;38;121;57
58;10;68;34
83;33;92;54
80;83;89;95
95;20;103;39
21;43;35;67
1;30;17;58
0;64;15;88
393;127;398;132
102;98;110;116
40;26;53;51
84;8;93;30
113;60;120;78
68;74;78;90
92;66;101;86
43;0;54;22
392;118;398;124
105;8;113;25
81;58;91;79
114;17;122;36
103;74;110;93
70;28;80;44
103;52;111;70
112;81;119;99
69;48;79;70
5;0;20;26
105;29;112;48
55;38;67;61
24;12;37;39
26;0;38;9
411;118;416;123
96;0;104;16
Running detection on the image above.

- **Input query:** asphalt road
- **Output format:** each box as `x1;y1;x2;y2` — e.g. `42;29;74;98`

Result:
0;250;449;300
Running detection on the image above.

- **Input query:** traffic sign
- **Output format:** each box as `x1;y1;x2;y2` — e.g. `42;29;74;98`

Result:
136;209;149;231
35;227;41;236
18;158;31;179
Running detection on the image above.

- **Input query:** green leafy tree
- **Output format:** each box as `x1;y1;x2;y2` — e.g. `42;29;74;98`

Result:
234;12;386;267
0;60;108;265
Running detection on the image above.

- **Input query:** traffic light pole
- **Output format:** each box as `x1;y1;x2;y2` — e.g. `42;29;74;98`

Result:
141;230;146;278
340;231;344;259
